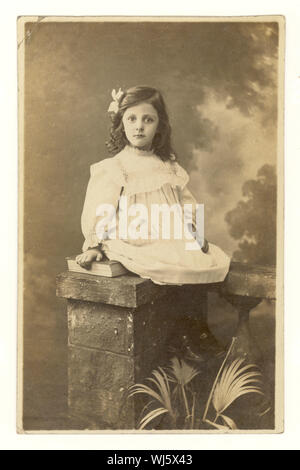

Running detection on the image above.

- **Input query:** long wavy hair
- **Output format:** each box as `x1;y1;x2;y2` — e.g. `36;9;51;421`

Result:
105;86;176;161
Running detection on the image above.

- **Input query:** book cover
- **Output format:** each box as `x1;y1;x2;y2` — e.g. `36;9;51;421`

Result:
66;255;128;277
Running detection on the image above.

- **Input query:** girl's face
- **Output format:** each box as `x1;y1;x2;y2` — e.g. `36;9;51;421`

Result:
122;102;159;150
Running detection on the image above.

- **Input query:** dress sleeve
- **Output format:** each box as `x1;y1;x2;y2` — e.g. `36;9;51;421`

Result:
171;161;197;227
81;158;123;252
179;185;198;229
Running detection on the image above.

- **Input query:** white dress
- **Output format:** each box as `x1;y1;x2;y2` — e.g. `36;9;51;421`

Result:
81;145;231;285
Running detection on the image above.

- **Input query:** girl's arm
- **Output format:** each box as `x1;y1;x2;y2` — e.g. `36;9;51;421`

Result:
172;160;208;252
78;159;123;267
179;185;209;253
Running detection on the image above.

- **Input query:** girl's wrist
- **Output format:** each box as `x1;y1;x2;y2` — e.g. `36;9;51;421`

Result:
88;244;103;252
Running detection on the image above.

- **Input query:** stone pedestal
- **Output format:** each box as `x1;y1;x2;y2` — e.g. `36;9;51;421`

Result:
56;272;208;429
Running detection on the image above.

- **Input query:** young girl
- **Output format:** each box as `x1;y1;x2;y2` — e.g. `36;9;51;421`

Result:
76;86;230;358
76;86;230;361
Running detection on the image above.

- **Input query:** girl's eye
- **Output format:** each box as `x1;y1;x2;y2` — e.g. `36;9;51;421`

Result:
126;115;156;123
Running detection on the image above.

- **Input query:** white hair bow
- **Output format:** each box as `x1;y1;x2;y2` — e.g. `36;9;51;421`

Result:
107;88;124;113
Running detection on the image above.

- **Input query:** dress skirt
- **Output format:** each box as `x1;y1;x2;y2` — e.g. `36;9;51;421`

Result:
102;238;230;285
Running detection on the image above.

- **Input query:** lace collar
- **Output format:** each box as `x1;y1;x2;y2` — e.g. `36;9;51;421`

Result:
90;147;190;195
114;146;189;195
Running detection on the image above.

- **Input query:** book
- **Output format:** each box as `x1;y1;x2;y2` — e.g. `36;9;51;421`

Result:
66;255;128;277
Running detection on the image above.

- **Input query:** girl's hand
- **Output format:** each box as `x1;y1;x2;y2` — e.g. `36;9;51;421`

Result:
75;248;103;269
188;224;209;253
201;238;209;253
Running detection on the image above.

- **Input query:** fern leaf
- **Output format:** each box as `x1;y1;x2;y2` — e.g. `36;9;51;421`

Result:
139;407;169;430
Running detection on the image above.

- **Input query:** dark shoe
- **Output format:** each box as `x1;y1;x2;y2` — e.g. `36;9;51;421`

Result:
181;334;205;363
194;328;225;357
167;320;225;363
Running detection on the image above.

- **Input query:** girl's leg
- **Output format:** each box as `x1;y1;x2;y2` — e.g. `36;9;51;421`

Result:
168;285;224;360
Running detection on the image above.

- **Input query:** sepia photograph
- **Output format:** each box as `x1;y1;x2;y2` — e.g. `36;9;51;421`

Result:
17;16;284;433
